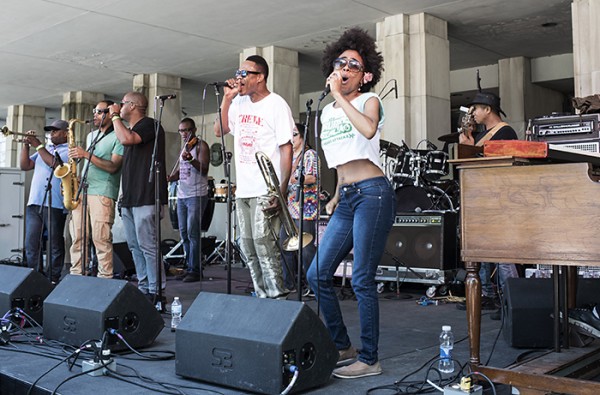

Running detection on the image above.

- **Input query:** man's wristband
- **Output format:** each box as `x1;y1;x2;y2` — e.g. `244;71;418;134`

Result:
35;144;45;151
111;115;121;122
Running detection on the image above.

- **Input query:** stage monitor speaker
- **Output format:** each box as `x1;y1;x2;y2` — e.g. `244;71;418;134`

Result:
380;212;458;270
176;292;337;394
43;275;164;351
503;278;554;348
0;264;53;325
503;277;600;348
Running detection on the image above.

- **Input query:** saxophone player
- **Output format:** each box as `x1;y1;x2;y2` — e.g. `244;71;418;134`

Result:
68;100;124;279
20;120;69;283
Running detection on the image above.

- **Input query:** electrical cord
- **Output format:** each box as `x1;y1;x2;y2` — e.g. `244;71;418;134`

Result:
109;328;175;361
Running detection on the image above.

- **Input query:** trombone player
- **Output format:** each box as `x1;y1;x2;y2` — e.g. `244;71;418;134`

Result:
68;100;124;279
214;55;293;299
19;120;69;283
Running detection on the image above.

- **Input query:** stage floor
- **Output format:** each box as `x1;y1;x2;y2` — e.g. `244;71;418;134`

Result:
0;262;564;395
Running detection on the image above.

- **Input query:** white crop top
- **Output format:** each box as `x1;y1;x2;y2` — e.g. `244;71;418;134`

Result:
320;92;384;169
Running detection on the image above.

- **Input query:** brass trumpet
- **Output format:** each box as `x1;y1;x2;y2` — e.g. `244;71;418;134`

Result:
1;126;39;140
255;151;313;251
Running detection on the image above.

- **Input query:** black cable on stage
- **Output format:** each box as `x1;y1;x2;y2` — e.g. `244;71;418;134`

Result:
109;329;175;361
26;348;83;395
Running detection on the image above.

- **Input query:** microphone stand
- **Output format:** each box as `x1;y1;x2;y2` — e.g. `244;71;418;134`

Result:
213;85;233;294
75;120;104;275
294;100;312;301
149;98;166;312
312;92;329;315
38;154;57;279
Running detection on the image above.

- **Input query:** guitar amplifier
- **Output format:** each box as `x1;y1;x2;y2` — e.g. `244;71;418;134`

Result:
379;212;458;271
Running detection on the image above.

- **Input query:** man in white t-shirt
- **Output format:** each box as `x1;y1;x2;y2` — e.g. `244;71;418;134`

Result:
214;55;294;299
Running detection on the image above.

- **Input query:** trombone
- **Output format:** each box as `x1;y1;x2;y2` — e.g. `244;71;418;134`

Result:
1;126;39;142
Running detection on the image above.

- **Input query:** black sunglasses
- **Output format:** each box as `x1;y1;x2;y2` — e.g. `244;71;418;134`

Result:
235;69;261;78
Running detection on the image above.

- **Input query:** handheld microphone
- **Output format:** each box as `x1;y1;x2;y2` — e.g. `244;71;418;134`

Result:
155;94;177;100
210;82;232;88
318;85;330;101
54;151;64;167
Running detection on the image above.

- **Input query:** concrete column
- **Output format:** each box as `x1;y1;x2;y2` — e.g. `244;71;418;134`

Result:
240;46;300;120
499;57;565;138
572;0;600;97
133;73;182;133
376;14;410;145
62;91;105;146
1;105;46;167
376;13;450;148
408;13;451;147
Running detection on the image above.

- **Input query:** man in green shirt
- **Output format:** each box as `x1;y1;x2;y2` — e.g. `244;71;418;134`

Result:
68;100;124;278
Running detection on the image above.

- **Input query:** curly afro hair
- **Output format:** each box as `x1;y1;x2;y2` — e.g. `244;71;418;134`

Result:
321;27;384;93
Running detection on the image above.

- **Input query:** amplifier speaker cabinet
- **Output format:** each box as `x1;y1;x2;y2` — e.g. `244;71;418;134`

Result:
176;292;337;394
379;212;458;270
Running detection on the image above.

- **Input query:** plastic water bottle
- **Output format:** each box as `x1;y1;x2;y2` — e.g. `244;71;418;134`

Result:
170;297;182;332
439;325;454;373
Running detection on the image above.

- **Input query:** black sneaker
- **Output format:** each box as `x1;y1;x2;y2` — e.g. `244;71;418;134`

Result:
568;305;600;338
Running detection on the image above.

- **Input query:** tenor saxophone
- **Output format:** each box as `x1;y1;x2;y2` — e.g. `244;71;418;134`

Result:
54;119;85;210
255;151;313;251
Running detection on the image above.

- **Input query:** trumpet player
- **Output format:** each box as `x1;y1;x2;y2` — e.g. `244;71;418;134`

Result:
20;120;69;283
68;100;124;279
214;55;294;299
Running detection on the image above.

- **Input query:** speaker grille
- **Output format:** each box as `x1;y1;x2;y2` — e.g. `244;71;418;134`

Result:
380;212;458;270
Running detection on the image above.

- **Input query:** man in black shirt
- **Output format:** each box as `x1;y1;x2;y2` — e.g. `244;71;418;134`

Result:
458;91;519;319
109;92;168;304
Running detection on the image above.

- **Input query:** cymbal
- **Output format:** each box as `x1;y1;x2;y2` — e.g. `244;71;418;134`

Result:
438;132;460;143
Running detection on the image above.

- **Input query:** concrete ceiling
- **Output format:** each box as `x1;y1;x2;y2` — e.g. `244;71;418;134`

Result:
0;0;573;121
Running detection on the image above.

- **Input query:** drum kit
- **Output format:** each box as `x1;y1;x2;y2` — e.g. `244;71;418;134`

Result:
380;139;459;213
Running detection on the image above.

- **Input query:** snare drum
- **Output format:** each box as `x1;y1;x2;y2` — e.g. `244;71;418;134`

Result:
393;150;415;185
214;182;236;202
424;151;449;181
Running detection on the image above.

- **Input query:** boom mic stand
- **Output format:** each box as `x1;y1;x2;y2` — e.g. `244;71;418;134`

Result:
149;98;169;312
213;85;233;294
